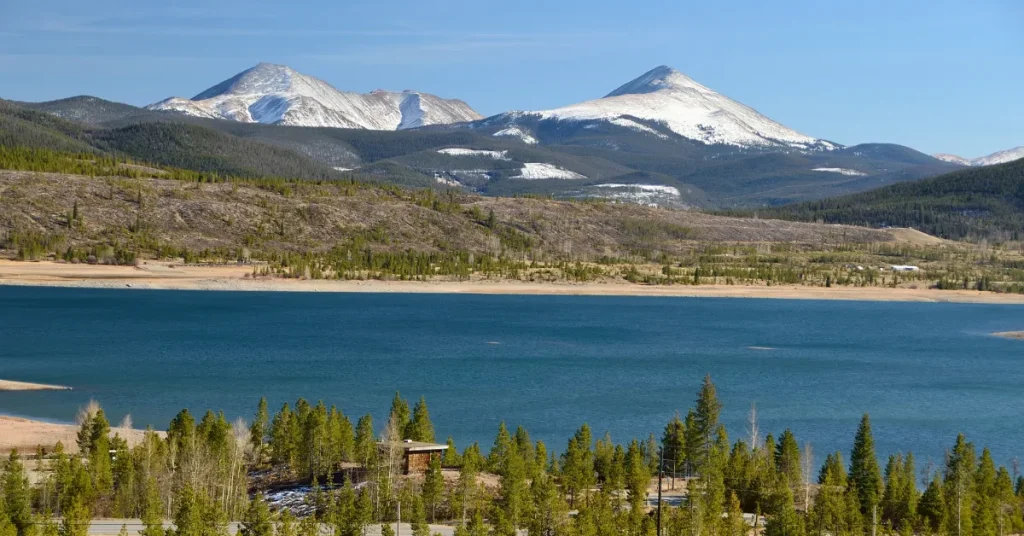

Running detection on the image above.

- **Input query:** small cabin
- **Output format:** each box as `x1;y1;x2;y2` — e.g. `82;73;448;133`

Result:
379;440;449;474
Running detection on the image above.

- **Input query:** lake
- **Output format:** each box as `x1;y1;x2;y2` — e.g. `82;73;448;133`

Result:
1;285;1023;468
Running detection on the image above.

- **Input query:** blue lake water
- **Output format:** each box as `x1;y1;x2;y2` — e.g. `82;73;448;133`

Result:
1;285;1023;468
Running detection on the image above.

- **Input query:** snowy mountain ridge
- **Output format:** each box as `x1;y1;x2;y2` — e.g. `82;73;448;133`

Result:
146;63;482;130
934;147;1024;167
482;66;838;150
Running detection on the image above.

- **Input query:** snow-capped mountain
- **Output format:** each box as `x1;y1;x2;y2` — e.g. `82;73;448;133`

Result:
478;66;836;150
934;147;1024;167
147;63;482;130
937;148;1024;168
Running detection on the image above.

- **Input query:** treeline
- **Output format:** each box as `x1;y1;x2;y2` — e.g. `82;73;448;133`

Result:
3;378;1023;536
722;159;1024;242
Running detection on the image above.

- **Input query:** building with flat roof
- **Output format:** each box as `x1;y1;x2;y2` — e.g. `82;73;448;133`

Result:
378;439;448;474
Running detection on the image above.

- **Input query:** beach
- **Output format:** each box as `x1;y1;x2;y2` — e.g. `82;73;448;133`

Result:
994;331;1024;340
2;259;1024;304
0;379;71;391
0;415;154;454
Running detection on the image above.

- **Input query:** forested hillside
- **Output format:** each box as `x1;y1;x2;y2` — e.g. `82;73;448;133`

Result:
728;159;1024;241
0;99;344;181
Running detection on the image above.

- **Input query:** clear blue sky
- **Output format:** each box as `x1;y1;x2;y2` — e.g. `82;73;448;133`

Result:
1;0;1020;157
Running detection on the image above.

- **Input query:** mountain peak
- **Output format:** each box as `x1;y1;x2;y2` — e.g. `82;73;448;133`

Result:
605;65;698;97
150;63;482;130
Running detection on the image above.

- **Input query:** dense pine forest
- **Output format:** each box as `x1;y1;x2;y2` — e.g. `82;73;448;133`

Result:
1;377;1021;536
725;160;1024;242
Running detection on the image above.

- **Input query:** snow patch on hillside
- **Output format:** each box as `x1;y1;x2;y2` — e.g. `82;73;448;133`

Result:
608;118;670;139
513;163;586;180
493;127;538;145
932;147;1024;167
812;167;867;176
589;183;681;206
437;148;510;160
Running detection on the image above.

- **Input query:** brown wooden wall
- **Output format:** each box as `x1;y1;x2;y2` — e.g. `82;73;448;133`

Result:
405;451;440;473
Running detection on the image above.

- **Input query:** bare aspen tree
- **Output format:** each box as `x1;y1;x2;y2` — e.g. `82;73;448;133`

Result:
802;443;814;511
748;403;760;450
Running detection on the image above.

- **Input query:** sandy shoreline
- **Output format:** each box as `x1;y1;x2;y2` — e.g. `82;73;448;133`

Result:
994;331;1024;340
2;259;1024;304
0;379;72;391
0;415;155;454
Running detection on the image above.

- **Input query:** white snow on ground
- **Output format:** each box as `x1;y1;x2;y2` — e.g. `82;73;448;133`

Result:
812;167;867;176
932;147;1024;167
972;146;1024;166
436;148;510;160
512;163;586;180
593;183;681;195
607;118;670;139
433;174;461;187
147;63;481;130
933;154;973;166
528;66;835;150
333;167;353;171
493;127;538;145
590;183;681;206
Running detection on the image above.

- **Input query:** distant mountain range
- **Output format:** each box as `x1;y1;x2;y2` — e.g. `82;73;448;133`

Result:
147;63;481;130
934;147;1024;167
6;63;1018;209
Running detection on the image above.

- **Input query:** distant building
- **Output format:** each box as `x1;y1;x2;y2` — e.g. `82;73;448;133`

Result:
890;265;921;272
378;440;448;474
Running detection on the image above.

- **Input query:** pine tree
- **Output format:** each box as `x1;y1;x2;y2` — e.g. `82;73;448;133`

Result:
407;397;435;443
488;422;512;474
239;495;273;536
624;439;650;509
662;412;686;482
389;392;411;439
58;497;89;536
2;451;33;536
918;473;945;534
250;397;269;464
276;511;296;536
354;414;375;468
944;434;977;536
410;494;429;536
443;437;462;468
849;414;883;517
422;454;445;521
139;477;165;536
765;484;805;536
693;375;723;473
726;492;748;536
775;429;802;488
561;424;595;508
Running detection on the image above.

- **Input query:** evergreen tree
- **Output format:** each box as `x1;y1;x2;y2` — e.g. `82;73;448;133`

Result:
693;375;723;474
410;494;429;536
2;451;33;536
250;397;269;464
389;392;411;439
488;422;512;474
662;412;686;480
443;437;462;468
239;495;274;536
422;454;445;521
353;414;376;468
276;511;296;536
849;414;883;517
765;484;805;536
407;397;435;443
560;424;595;508
726;492;748;536
624;439;650;508
775;429;802;488
918;474;945;534
269;404;295;468
58;498;89;536
139;477;164;536
944;434;977;536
